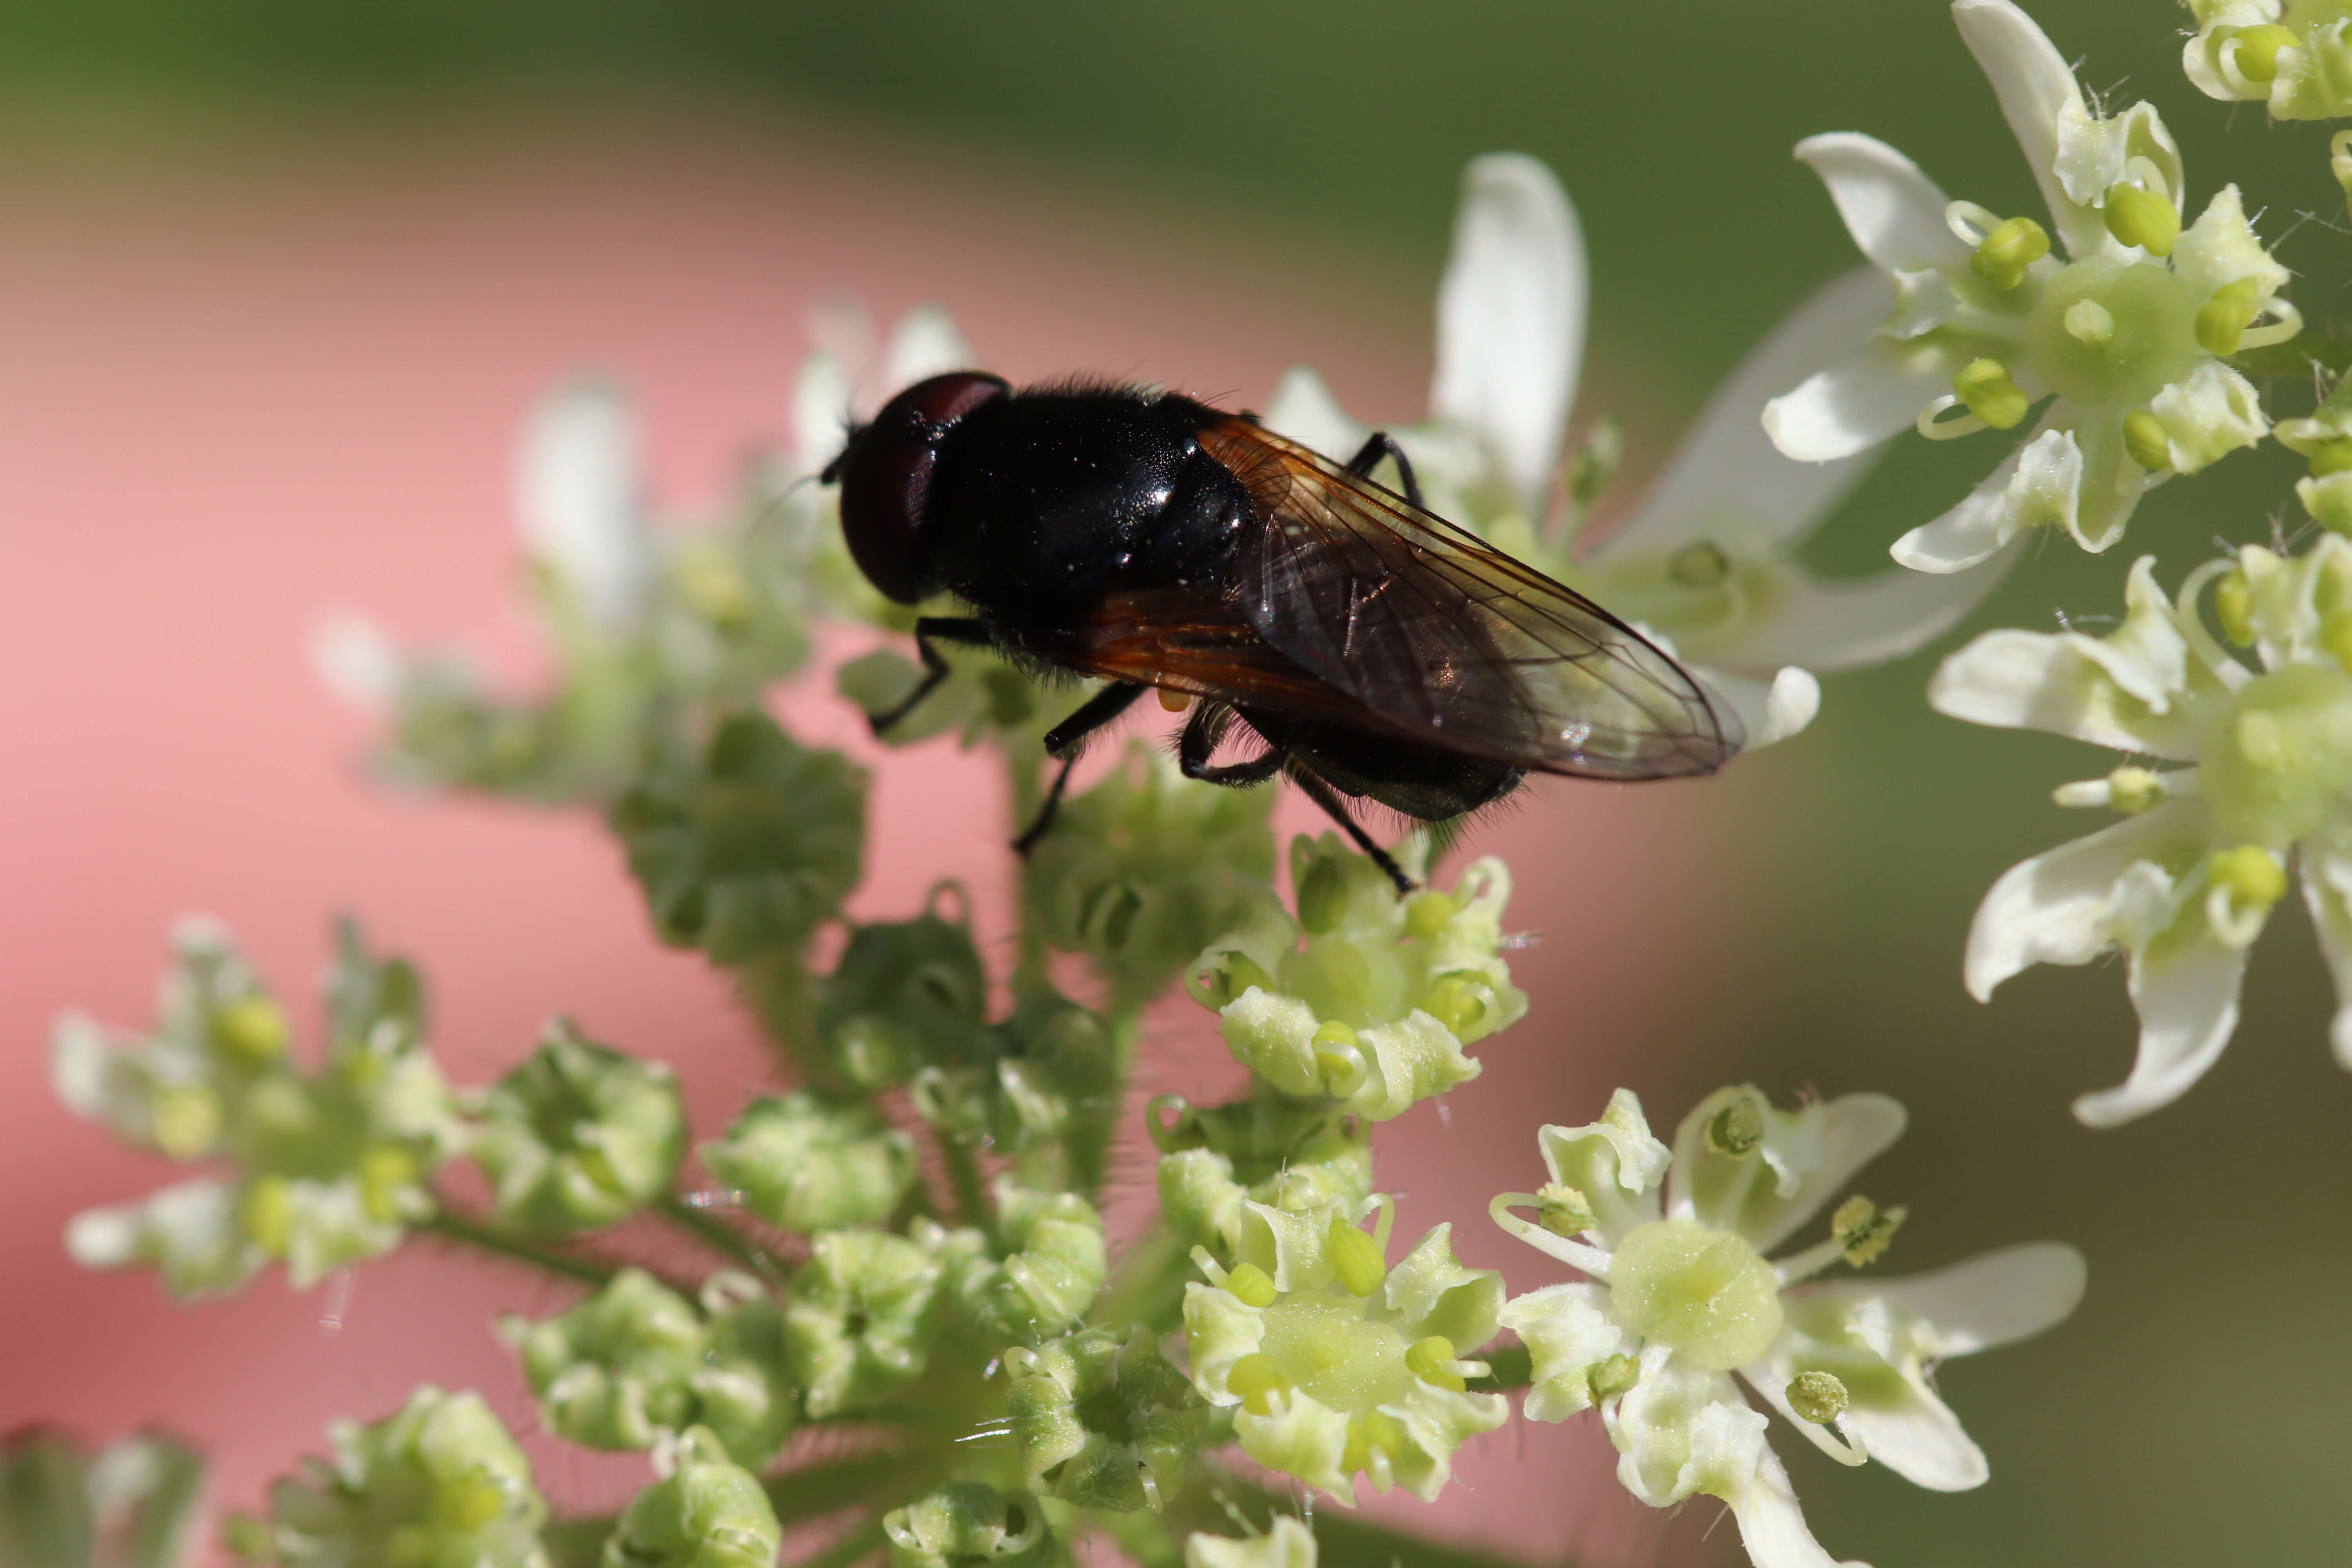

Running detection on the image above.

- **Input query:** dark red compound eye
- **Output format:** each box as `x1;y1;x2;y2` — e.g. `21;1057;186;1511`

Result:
834;371;1008;604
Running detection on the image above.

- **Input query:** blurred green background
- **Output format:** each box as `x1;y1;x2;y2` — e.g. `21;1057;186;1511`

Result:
9;2;2346;1563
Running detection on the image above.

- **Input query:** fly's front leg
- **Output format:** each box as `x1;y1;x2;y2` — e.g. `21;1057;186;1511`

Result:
1344;431;1428;512
866;616;992;737
1012;681;1150;857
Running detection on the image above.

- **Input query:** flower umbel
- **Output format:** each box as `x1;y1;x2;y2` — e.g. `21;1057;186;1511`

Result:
1492;1087;2083;1568
1931;534;2352;1123
1766;0;2290;572
1183;1195;1506;1505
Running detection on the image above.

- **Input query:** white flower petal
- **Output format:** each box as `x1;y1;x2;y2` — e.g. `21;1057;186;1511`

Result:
1726;1440;1868;1568
2149;361;2268;476
1792;133;1969;276
2298;828;2352;1069
515;378;649;628
2077;884;2251;1125
1764;337;1958;463
2172;184;2290;308
310;610;405;714
1866;1242;2089;1357
1605;270;1893;556
791;348;856;479
1724;533;2026;676
1962;797;2211;1001
1670;1088;1906;1254
1952;0;2105;261
1696;667;1819;751
882;304;975;390
1264;365;1370;462
1431;152;1585;515
1891;421;2078;574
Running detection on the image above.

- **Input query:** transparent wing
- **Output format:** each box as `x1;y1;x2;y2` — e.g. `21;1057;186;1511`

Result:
1194;416;1741;779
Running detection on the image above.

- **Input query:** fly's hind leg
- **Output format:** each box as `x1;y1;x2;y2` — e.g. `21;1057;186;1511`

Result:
1176;702;1283;787
1011;681;1150;857
866;616;993;736
1285;766;1419;896
1344;432;1428;512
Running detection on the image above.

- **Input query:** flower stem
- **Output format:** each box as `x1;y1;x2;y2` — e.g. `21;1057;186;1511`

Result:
797;1516;889;1568
937;1128;996;1245
653;1195;774;1276
419;1211;621;1288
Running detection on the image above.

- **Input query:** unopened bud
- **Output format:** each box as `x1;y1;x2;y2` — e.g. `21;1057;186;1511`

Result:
2229;24;2298;83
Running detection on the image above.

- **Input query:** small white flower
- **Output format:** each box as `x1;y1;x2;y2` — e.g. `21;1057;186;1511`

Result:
1494;1086;2083;1568
517;377;652;630
1932;535;2352;1123
1272;155;1995;750
787;299;976;481
2181;1;2352;122
1766;0;2292;573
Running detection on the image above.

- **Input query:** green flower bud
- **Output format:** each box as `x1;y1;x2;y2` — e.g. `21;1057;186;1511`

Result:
1187;840;1524;1122
601;1428;779;1568
815;902;988;1089
507;1269;708;1451
470;1021;684;1237
1005;1327;1205;1512
1149;1094;1373;1258
258;1387;546;1568
783;1230;947;1417
1028;745;1276;1007
699;1093;917;1232
0;1428;205;1568
944;1181;1107;1340
610;711;865;963
690;1290;801;1470
882;1486;1054;1568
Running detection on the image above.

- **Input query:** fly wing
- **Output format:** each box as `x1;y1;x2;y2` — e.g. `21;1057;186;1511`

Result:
1194;416;1741;779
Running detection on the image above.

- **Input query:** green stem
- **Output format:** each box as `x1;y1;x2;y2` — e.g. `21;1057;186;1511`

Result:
765;1452;921;1527
1465;1343;1532;1392
654;1195;773;1275
541;1514;614;1568
1168;1474;1562;1568
938;1129;996;1243
1004;743;1049;989
420;1211;621;1289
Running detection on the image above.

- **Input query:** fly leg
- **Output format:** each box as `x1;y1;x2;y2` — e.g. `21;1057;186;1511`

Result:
1344;432;1428;512
1012;681;1150;857
1285;766;1418;896
865;617;993;736
1175;702;1284;787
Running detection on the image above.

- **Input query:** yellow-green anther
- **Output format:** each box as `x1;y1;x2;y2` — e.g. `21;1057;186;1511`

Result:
2123;410;2172;472
243;1175;292;1257
211;995;289;1065
1223;1261;1279;1309
1311;1020;1360;1087
1340;1410;1408;1475
2064;297;2115;347
2197;279;2263;357
2217;569;2256;646
1403;891;1457;939
1226;1353;1289;1416
2312;440;2352;478
1668;541;1732;588
1954;359;2028;430
1586;1353;1638;1403
2106;765;2164;815
2230;23;2298;82
1970;214;2050;291
2336;131;2352;225
1788;1370;1850;1425
1326;1215;1387;1298
1422;975;1486;1039
1405;1336;1465;1391
2103;182;2179;257
1535;1181;1595;1238
2210;844;2288;908
357;1145;418;1223
1705;1095;1763;1157
1832;1195;1905;1267
150;1084;222;1158
2323;610;2352;675
1201;953;1275;1009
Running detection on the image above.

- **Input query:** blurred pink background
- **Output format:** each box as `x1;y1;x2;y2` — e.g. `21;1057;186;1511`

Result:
0;110;1797;1562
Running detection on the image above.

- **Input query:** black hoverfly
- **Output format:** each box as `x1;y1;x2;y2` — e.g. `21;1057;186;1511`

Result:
822;372;1740;892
